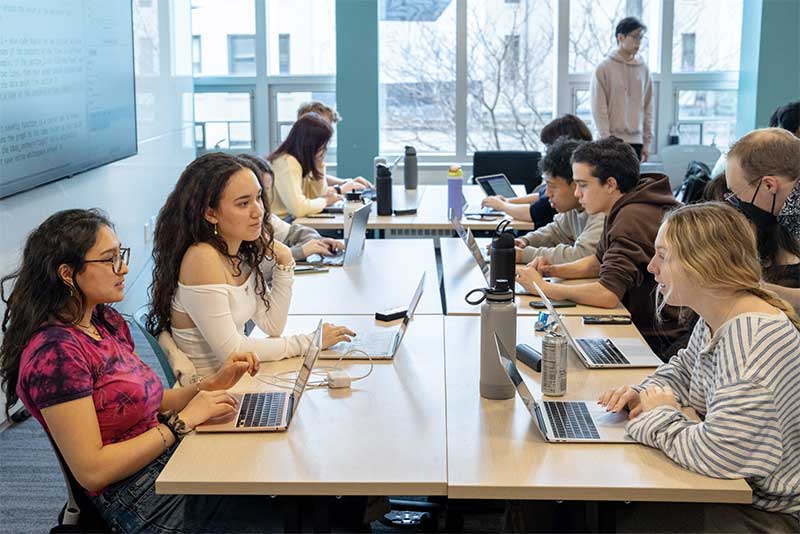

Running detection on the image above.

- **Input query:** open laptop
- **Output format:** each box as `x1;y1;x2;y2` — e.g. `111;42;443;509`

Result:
464;174;517;216
302;202;370;267
196;320;324;433
449;215;532;295
532;282;661;369
495;333;633;443
321;272;425;360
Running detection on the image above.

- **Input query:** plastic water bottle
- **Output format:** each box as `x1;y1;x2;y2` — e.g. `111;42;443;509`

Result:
376;163;393;216
668;124;680;146
447;165;464;219
343;191;364;240
490;219;516;291
404;146;418;190
466;280;517;400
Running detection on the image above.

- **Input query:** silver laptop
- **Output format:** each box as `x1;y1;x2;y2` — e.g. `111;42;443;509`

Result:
449;215;532;295
495;333;633;443
303;202;370;267
532;282;661;369
321;272;425;360
196;320;324;433
323;188;377;213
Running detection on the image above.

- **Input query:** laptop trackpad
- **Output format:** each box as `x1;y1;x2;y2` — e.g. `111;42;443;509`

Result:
587;403;634;442
613;338;654;358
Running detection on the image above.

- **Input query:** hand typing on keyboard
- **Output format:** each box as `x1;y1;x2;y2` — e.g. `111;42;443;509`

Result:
597;385;642;418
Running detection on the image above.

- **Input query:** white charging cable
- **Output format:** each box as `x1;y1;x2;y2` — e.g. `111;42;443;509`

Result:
255;348;374;390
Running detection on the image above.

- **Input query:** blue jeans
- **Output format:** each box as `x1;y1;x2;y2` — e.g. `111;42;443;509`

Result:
90;446;282;533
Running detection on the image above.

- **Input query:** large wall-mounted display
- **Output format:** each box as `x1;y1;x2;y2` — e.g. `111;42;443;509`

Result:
0;0;137;198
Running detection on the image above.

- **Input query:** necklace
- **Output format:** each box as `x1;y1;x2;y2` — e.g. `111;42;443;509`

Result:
76;321;101;340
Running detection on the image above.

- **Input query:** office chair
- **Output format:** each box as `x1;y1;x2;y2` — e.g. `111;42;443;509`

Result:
132;305;177;388
472;151;542;194
659;144;721;192
47;435;109;533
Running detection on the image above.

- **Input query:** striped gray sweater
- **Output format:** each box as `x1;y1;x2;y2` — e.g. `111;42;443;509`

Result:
627;312;800;519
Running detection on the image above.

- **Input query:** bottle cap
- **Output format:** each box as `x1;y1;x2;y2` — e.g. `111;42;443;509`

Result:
376;163;392;177
405;146;416;156
447;165;463;177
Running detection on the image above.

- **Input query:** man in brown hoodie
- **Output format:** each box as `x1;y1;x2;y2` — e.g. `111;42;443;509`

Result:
517;137;687;358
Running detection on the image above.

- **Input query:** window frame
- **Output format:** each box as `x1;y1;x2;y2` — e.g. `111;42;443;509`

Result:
192;0;742;165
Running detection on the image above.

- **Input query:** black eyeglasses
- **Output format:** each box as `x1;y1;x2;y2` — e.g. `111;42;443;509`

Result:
84;247;131;274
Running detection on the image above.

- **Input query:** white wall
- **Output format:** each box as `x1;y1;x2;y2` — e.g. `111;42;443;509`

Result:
0;0;195;425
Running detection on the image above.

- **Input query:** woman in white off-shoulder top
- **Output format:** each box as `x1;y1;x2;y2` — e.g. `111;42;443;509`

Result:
147;153;354;377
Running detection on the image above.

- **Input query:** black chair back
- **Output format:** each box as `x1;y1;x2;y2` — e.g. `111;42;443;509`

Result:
472;151;542;194
47;434;110;532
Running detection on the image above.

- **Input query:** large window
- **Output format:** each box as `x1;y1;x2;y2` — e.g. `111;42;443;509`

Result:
467;0;554;151
192;0;336;159
672;0;743;73
378;0;457;154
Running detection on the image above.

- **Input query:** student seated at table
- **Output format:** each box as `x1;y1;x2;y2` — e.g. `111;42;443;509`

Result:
597;203;800;533
297;101;373;193
482;114;593;227
238;154;344;265
148;153;354;377
513;137;605;265
704;175;800;291
0;209;282;533
516;137;687;357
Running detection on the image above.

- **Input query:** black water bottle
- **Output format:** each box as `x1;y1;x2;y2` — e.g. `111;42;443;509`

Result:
376;163;393;216
490;219;516;291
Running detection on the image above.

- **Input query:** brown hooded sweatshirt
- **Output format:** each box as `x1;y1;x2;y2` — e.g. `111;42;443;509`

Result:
595;174;687;357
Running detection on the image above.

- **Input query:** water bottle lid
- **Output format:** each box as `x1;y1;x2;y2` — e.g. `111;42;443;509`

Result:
487;279;513;300
376;163;392;177
404;145;416;156
447;165;463;178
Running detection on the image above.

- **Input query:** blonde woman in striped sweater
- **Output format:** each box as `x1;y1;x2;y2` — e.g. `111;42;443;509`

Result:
599;202;800;532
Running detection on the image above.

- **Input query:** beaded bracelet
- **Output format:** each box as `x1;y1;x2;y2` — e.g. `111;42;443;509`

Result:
155;424;169;453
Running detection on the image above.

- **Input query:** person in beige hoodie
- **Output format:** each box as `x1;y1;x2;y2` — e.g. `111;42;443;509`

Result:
590;17;653;162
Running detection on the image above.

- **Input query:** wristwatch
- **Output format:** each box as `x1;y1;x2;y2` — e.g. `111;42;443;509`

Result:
158;411;192;440
334;184;342;194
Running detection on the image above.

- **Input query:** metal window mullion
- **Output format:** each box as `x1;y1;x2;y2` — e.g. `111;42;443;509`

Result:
455;0;467;159
655;0;674;157
254;0;270;155
554;0;570;116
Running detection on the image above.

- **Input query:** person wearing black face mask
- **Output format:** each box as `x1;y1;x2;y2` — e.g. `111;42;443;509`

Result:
726;128;800;309
713;176;800;290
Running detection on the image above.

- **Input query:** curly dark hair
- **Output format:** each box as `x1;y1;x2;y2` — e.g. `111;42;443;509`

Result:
539;114;593;146
570;136;640;193
268;112;332;182
147;152;274;336
539;136;585;183
1;209;118;417
768;100;800;135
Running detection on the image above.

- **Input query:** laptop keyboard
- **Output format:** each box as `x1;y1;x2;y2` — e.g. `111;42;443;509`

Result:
332;329;397;357
237;392;286;428
576;338;630;365
544;401;601;440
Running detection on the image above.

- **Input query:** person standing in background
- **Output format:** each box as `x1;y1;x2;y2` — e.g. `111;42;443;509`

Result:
590;17;653;162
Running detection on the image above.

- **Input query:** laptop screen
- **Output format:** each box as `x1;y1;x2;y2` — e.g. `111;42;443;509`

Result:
476;174;517;199
292;320;324;409
494;333;549;440
394;272;426;349
449;216;490;278
343;202;371;266
531;282;579;349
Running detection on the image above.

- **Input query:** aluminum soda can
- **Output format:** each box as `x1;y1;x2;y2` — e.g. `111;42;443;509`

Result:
541;331;567;396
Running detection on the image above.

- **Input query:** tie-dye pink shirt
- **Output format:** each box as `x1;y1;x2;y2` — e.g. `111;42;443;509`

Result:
16;307;164;448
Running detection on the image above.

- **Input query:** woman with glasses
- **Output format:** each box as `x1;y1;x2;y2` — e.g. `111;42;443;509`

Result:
725;128;800;309
0;209;283;533
590;16;653;162
148;153;353;378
